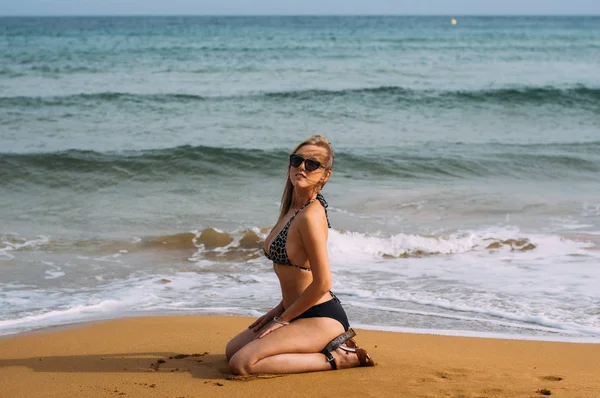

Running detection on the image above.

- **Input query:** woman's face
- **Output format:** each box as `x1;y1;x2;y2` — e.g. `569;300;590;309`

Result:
289;144;331;190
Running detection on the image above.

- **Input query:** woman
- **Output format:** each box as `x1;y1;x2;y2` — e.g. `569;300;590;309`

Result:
226;135;375;375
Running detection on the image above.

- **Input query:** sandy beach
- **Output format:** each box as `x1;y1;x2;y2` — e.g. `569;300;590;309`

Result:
1;316;598;398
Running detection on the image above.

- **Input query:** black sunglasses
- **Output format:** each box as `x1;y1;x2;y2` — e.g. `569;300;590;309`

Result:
289;154;324;172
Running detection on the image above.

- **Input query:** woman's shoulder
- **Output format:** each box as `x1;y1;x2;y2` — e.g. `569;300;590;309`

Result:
296;199;328;227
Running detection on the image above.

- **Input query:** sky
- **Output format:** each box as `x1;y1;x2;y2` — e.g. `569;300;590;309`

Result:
1;0;599;16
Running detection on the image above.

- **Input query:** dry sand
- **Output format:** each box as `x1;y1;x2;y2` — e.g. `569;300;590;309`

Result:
1;316;599;398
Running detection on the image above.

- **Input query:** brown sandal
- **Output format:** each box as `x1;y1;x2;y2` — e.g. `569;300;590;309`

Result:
338;338;376;367
321;329;376;369
321;329;356;370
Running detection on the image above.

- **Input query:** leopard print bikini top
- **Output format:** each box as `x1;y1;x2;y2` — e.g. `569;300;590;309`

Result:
263;193;331;271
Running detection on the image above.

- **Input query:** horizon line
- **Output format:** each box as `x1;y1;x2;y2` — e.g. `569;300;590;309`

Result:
1;13;600;18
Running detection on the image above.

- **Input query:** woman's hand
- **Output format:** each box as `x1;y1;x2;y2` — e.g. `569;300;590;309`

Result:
257;320;286;339
248;305;284;333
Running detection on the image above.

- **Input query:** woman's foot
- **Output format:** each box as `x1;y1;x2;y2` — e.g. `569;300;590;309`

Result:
332;339;375;369
332;346;360;369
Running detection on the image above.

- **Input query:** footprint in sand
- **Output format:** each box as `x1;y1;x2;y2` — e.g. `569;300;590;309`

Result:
168;352;209;360
226;374;285;381
434;368;470;381
538;375;563;382
150;352;211;371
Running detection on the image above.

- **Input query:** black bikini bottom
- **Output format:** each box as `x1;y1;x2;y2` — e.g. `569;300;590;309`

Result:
291;292;350;331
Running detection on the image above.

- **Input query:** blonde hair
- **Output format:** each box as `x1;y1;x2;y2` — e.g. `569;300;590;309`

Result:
279;135;334;220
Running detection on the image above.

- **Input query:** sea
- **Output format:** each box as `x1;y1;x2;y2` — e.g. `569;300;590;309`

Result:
1;16;599;341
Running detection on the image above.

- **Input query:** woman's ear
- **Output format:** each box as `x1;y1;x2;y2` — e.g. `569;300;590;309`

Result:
320;170;332;185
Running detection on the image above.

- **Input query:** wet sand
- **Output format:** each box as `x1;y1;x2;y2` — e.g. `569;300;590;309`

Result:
1;316;599;398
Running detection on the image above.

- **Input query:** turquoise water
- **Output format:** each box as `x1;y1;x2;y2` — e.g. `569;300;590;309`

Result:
1;16;599;339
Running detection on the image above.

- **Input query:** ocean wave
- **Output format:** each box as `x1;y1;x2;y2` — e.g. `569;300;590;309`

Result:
1;85;599;109
0;68;25;78
0;146;286;189
7;227;597;265
0;92;208;108
262;85;600;108
0;235;50;260
2;227;598;339
349;302;596;336
1;143;599;188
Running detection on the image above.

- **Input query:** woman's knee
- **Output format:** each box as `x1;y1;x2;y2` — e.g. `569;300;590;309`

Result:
228;352;251;375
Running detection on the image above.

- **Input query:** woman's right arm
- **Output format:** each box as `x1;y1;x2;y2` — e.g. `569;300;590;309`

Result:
248;300;284;332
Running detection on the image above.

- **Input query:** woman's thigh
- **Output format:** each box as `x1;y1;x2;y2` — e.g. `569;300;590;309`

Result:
229;317;344;367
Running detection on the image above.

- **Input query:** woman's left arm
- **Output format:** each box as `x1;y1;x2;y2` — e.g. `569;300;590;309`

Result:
258;206;331;338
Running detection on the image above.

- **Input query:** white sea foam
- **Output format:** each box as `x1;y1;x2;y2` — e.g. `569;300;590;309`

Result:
0;234;49;260
327;225;596;264
349;302;570;333
44;269;65;279
0;300;123;329
0;226;598;340
348;301;600;336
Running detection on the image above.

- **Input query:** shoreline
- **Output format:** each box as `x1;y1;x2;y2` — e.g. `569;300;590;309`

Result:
3;313;600;344
1;315;599;398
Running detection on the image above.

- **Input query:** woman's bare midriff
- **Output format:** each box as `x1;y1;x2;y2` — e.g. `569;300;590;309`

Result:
274;263;333;309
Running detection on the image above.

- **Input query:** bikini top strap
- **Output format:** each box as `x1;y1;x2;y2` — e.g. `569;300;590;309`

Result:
316;193;332;229
288;194;331;228
289;197;317;222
